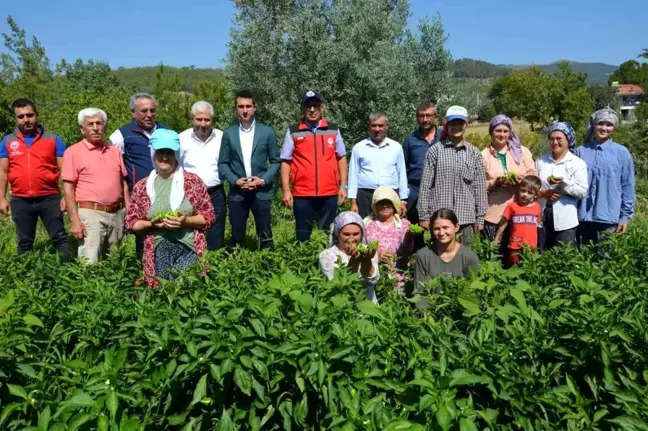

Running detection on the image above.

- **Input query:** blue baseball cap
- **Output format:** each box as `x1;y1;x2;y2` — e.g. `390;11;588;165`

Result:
301;90;323;105
150;129;180;152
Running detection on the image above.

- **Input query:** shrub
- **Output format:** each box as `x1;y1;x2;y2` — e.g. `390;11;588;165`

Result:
2;222;648;430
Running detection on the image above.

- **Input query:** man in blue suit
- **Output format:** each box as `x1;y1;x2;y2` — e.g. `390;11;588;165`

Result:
218;90;280;250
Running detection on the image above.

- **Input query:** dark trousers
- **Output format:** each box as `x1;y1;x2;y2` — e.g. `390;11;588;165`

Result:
406;182;425;251
577;221;616;247
229;193;274;250
356;188;375;219
206;186;227;251
294;196;338;242
539;204;577;251
484;220;509;261
11;194;70;262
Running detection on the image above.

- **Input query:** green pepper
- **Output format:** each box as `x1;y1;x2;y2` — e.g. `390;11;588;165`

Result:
409;224;424;235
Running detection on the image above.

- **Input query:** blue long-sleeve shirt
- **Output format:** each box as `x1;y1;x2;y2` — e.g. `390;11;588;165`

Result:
402;127;441;181
348;137;408;200
575;139;636;224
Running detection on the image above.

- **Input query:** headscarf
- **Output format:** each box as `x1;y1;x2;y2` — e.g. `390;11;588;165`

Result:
489;115;522;164
547;122;577;154
329;211;366;247
584;108;620;143
364;186;403;227
146;131;185;212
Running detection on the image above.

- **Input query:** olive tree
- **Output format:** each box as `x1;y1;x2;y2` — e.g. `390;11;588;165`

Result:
227;0;452;144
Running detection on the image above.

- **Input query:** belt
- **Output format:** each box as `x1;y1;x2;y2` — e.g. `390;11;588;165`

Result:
77;201;124;213
207;185;223;193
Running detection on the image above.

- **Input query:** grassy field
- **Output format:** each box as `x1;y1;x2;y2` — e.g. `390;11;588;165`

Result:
466;120;532;138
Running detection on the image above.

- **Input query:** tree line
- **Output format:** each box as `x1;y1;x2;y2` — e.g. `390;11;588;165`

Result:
1;2;646;149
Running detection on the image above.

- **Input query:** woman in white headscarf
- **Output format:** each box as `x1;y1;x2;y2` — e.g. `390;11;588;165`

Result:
319;211;380;303
575;108;636;245
124;129;215;287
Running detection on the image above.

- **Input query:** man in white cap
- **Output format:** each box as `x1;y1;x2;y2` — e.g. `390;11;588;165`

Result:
417;106;487;245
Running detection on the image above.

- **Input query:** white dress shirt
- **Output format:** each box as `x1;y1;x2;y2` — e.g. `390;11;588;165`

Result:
178;128;223;188
536;151;588;231
239;121;255;178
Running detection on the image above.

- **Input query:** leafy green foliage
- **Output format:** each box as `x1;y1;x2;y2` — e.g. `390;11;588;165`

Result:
490;62;594;132
227;0;452;145
1;211;648;429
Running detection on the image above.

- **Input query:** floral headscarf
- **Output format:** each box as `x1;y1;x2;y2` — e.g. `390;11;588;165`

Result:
547;122;577;154
584;108;620;143
329;211;366;247
489;115;522;164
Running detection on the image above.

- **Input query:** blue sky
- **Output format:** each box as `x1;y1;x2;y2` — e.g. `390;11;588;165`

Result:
1;0;646;69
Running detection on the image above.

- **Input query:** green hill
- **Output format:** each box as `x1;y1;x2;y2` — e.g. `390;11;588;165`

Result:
112;66;224;93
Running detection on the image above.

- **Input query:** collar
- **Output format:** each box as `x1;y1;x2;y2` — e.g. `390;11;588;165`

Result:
299;118;329;131
132;119;158;134
82;139;107;150
239;120;255;133
414;127;439;143
15;126;43;140
191;128;217;143
366;137;390;147
442;138;466;148
551;151;575;164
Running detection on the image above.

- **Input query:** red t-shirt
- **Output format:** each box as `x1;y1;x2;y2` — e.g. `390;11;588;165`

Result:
502;201;542;250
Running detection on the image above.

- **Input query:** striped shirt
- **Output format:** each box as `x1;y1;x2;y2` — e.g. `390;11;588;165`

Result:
417;139;488;226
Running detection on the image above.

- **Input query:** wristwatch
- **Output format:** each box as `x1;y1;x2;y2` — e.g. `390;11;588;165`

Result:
259;179;266;186
340;184;348;190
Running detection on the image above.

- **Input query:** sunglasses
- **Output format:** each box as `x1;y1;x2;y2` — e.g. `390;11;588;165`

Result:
134;108;156;114
16;113;36;119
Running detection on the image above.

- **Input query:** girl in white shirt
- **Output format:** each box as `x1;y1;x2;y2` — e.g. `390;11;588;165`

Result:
536;122;588;250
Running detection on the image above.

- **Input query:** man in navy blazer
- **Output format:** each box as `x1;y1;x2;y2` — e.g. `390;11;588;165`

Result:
218;90;280;250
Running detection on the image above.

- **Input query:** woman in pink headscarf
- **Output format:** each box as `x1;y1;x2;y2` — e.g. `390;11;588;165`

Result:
481;115;536;244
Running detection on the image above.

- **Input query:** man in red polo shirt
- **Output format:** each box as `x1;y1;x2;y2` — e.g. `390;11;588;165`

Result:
0;98;70;261
63;108;130;264
280;91;348;242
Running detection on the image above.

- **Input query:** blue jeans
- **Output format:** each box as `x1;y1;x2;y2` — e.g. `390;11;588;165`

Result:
294;196;338;242
229;193;273;251
10;194;70;261
206;186;227;251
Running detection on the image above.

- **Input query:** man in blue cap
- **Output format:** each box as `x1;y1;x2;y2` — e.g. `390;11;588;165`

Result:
280;91;348;242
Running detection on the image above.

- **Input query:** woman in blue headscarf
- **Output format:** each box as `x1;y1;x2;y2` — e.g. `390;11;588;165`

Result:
536;122;588;250
575;108;636;245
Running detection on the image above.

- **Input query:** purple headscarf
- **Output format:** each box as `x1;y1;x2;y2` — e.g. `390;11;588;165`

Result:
547;122;576;154
489;115;522;164
329;211;366;247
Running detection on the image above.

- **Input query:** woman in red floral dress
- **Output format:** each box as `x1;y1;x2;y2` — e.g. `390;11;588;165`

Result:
124;129;215;287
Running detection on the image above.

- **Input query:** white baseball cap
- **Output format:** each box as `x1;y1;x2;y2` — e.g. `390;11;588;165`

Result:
445;105;469;122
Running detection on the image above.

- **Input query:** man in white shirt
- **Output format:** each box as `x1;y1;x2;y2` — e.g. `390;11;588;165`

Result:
179;101;225;250
218;90;280;250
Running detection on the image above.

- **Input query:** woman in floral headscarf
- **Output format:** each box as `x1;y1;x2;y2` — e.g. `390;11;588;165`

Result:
481;115;536;246
319;211;380;303
536;122;588;250
575;108;636;245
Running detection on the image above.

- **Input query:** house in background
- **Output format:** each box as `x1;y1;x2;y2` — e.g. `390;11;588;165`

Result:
614;83;644;122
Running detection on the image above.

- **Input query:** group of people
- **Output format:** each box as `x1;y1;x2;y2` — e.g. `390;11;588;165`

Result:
0;91;636;296
318;104;636;304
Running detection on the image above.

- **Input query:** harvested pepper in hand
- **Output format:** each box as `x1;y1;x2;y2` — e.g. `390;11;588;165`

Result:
409;224;425;235
151;210;183;220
